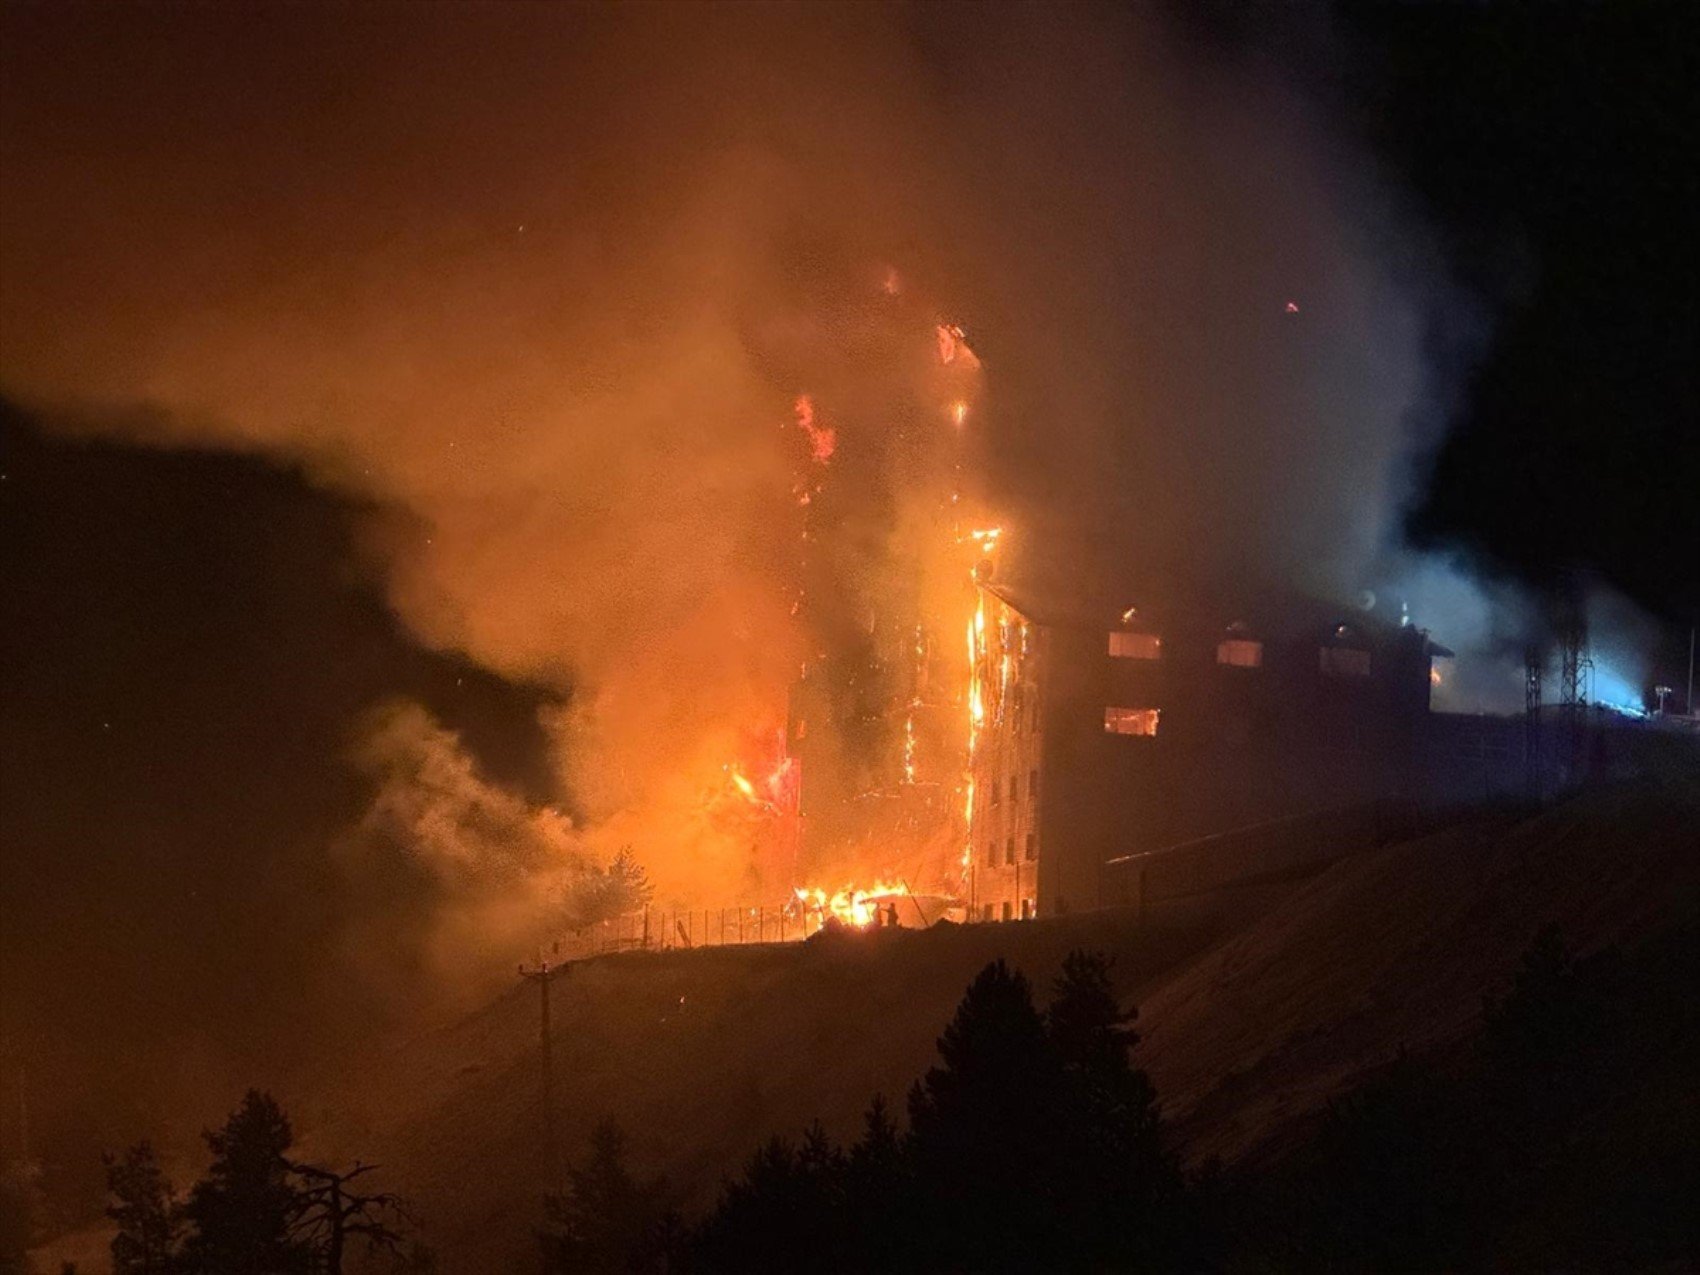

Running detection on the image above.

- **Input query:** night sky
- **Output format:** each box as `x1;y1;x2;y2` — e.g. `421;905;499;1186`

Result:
1;0;1695;1189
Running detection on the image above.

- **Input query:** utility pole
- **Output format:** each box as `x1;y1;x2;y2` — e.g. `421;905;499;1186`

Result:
1687;619;1695;718
15;1067;28;1169
1524;644;1544;801
518;958;571;1187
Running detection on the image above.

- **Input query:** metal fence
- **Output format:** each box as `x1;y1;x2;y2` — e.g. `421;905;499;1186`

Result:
556;903;829;959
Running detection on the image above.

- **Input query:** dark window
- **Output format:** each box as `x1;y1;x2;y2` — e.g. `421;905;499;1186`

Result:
1001;901;1013;922
1009;773;1020;803
1320;647;1372;678
1004;838;1015;866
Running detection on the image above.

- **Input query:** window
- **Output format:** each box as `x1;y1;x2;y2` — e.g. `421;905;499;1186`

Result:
1104;706;1160;736
1004;837;1015;865
1009;773;1020;804
1108;631;1162;659
1319;647;1372;678
1001;901;1013;922
1028;769;1038;802
985;843;998;867
1024;833;1037;861
1217;638;1263;668
1020;898;1035;920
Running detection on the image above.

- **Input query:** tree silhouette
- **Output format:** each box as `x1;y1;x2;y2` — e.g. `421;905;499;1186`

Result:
1046;950;1179;1268
104;1142;184;1274
563;847;656;930
287;1161;408;1275
539;1121;675;1275
180;1090;308;1274
905;959;1070;1271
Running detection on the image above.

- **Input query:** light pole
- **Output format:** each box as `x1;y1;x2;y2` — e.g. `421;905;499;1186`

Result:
519;958;571;1187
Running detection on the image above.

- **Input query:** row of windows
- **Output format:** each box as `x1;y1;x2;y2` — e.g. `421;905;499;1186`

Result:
1111;631;1264;666
986;769;1040;807
984;833;1038;866
979;899;1036;922
1004;686;1042;734
1110;632;1374;678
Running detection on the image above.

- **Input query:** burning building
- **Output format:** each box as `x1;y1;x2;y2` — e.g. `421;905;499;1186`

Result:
724;294;1455;932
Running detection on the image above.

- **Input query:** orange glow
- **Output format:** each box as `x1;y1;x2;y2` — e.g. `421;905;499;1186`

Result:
793;394;836;464
792;880;910;929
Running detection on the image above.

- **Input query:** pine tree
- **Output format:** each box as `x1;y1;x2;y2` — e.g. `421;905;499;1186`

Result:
540;1121;674;1274
180;1091;309;1274
906;960;1068;1271
604;846;654;915
1046;950;1177;1268
104;1142;184;1274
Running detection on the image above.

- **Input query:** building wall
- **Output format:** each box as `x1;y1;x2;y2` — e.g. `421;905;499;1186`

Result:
971;594;1436;919
966;597;1044;921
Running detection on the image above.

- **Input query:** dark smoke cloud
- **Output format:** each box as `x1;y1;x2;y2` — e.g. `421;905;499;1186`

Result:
0;2;1505;868
0;405;565;1151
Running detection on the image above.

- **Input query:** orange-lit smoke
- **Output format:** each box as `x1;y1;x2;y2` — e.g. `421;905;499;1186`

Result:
0;2;1446;927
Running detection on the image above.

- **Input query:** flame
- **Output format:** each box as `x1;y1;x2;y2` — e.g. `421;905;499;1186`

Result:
793;394;836;464
792;880;910;929
951;399;968;427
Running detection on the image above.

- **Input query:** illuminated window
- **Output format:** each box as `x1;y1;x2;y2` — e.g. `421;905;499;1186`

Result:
1319;647;1372;679
1020;898;1035;920
1024;833;1037;861
1104;707;1160;736
1217;638;1263;668
1108;631;1162;659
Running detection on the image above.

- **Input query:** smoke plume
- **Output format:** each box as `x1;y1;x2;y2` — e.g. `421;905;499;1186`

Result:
1;1;1579;913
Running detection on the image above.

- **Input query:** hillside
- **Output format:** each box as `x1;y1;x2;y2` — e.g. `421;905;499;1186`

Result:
303;780;1698;1270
